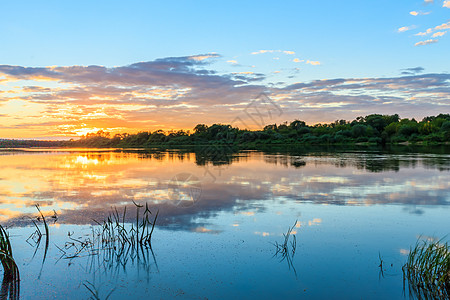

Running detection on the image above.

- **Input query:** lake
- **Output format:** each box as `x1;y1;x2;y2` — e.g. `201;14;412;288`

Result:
0;146;449;299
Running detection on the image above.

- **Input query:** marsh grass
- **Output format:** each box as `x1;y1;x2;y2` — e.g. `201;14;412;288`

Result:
272;220;298;277
57;202;159;274
0;225;19;300
403;238;450;299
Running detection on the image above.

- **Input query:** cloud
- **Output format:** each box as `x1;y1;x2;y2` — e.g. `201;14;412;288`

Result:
414;22;450;38
251;50;296;55
415;39;438;46
432;31;447;37
188;53;220;61
415;28;433;36
306;60;321;66
435;21;450;30
270;74;449;125
398;25;416;32
232;72;266;82
292;58;319;65
251;50;271;55
227;60;238;65
410;11;430;16
22;86;53;93
0;55;241;88
401;67;425;75
444;0;450;8
424;0;433;3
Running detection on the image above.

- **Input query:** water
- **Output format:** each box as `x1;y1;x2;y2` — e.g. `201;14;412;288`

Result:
0;147;449;299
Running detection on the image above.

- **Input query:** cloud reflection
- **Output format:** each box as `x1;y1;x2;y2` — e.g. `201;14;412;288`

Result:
0;149;449;231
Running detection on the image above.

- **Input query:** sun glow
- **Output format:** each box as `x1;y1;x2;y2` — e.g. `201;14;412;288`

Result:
74;127;104;136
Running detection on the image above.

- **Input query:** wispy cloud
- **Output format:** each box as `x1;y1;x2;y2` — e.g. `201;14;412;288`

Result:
306;60;321;66
227;60;239;65
188;53;220;61
401;67;425;75
292;58;319;65
415;22;450;37
409;11;430;16
432;31;447;37
398;25;416;32
401;3;449;46
435;21;450;30
415;29;433;36
415;39;439;46
251;50;296;55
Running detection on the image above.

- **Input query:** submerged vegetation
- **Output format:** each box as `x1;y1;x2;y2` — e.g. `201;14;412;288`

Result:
403;238;450;299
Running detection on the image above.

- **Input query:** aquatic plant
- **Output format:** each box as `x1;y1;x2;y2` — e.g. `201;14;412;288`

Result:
273;220;297;258
55;202;159;282
35;204;49;263
403;238;450;299
273;220;298;276
58;202;158;261
0;224;20;300
95;201;158;252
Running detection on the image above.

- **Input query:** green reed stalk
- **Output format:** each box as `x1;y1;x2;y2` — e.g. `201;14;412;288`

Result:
403;238;450;299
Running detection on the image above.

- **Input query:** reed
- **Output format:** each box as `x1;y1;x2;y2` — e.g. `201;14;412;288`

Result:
35;204;49;262
59;202;158;264
0;224;20;300
403;238;450;299
273;220;297;258
272;220;298;277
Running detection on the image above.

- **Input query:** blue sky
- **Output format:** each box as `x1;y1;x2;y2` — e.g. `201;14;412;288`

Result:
0;0;449;138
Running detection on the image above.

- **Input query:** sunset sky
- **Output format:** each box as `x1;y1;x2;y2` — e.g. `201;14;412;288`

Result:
1;0;449;139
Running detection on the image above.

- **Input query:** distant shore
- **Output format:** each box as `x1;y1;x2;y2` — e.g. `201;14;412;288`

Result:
1;113;449;149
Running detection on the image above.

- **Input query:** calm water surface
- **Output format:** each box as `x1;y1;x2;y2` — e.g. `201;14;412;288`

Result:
0;147;449;299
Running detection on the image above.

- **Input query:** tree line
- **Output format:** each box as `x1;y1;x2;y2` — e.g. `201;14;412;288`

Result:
65;113;450;148
0;139;64;148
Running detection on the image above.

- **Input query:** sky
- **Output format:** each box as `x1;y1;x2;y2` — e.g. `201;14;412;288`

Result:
0;0;449;139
